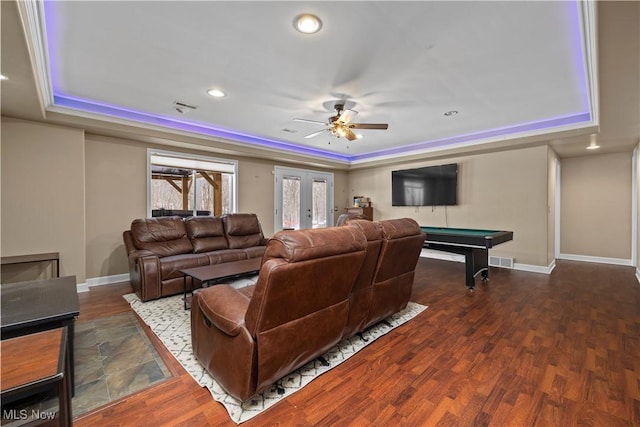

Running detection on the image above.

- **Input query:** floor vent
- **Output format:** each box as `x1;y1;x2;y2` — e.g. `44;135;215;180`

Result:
489;256;514;269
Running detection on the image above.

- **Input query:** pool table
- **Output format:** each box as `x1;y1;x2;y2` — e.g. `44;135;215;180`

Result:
420;226;513;291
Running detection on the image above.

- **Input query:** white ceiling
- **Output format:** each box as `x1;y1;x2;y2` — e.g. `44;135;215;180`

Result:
2;1;638;166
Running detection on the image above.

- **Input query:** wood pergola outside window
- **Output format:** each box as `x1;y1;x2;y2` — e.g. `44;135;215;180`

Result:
148;150;237;217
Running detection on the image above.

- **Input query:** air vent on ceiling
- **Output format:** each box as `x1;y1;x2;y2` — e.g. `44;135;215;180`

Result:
173;101;198;114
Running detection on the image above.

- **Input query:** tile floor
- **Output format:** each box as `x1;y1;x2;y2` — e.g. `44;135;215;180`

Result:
1;313;172;425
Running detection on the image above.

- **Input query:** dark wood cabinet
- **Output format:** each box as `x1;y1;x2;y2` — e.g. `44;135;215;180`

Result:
345;207;373;221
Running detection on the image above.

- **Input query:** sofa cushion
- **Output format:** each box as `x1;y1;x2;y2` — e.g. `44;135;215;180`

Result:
223;213;265;249
160;253;210;280
130;217;193;257
204;249;248;265
242;246;266;260
185;216;229;253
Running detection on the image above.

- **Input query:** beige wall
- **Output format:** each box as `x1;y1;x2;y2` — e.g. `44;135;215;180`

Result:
0;123;350;281
348;146;550;266
2;117;636;281
1;118;86;282
561;152;632;260
85;136;147;278
84;136;349;279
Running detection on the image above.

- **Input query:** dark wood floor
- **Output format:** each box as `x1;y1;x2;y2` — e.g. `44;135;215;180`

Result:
74;258;640;426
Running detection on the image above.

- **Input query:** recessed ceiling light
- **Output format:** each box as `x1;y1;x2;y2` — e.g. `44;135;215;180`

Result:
586;134;600;150
0;74;8;81
444;110;459;117
207;89;226;98
294;14;322;34
355;134;364;139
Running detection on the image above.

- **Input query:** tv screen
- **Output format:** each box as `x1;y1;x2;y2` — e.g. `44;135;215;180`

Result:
392;163;458;206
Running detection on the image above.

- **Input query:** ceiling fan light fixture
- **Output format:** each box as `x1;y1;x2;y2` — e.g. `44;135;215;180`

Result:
335;126;348;138
294;14;322;34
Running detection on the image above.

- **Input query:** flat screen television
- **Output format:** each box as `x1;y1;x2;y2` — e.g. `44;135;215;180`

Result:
392;163;458;206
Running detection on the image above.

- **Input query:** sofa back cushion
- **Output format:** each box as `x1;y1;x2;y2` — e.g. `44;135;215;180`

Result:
130;216;193;257
222;213;265;249
364;218;425;327
184;216;229;253
342;219;384;337
244;226;366;393
376;218;426;283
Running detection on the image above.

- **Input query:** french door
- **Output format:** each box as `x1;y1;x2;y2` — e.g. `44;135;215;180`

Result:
274;167;334;231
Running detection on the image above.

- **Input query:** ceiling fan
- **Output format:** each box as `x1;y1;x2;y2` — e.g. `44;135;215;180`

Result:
294;103;388;141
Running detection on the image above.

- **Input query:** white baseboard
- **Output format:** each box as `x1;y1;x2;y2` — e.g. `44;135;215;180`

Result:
557;253;633;267
513;261;555;275
636;268;640;285
420;249;555;275
77;273;130;293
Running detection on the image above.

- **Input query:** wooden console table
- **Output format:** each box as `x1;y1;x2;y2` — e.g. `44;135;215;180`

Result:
1;252;60;278
0;327;72;426
345;207;373;221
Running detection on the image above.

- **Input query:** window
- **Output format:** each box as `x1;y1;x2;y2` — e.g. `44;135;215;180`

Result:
147;149;237;217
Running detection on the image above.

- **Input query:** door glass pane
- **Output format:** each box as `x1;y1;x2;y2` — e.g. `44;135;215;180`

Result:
282;176;301;230
312;179;327;228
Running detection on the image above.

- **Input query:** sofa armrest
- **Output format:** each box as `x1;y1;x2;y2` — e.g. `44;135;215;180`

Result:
128;251;161;302
128;249;156;264
195;286;250;337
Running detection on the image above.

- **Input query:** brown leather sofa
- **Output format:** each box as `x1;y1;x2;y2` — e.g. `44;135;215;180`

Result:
123;213;267;302
190;218;425;401
343;218;426;337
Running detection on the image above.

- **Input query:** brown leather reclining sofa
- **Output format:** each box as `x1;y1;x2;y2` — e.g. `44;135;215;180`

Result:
191;218;425;401
123;213;267;302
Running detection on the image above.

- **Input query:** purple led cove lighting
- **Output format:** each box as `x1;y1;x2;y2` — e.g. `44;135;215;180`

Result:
54;95;352;163
567;0;591;112
44;1;593;164
350;111;592;162
43;0;59;99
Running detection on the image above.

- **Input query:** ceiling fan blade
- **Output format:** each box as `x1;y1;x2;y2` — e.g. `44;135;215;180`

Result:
293;118;326;125
345;128;358;141
337;109;358;125
304;129;327;139
349;123;389;130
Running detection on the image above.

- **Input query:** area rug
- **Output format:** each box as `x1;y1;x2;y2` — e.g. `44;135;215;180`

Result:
124;283;427;424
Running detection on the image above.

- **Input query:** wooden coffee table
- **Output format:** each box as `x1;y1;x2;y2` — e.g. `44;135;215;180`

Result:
181;258;261;310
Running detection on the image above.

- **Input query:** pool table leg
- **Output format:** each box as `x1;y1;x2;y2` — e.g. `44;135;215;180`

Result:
463;250;477;291
473;248;490;284
464;248;490;291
